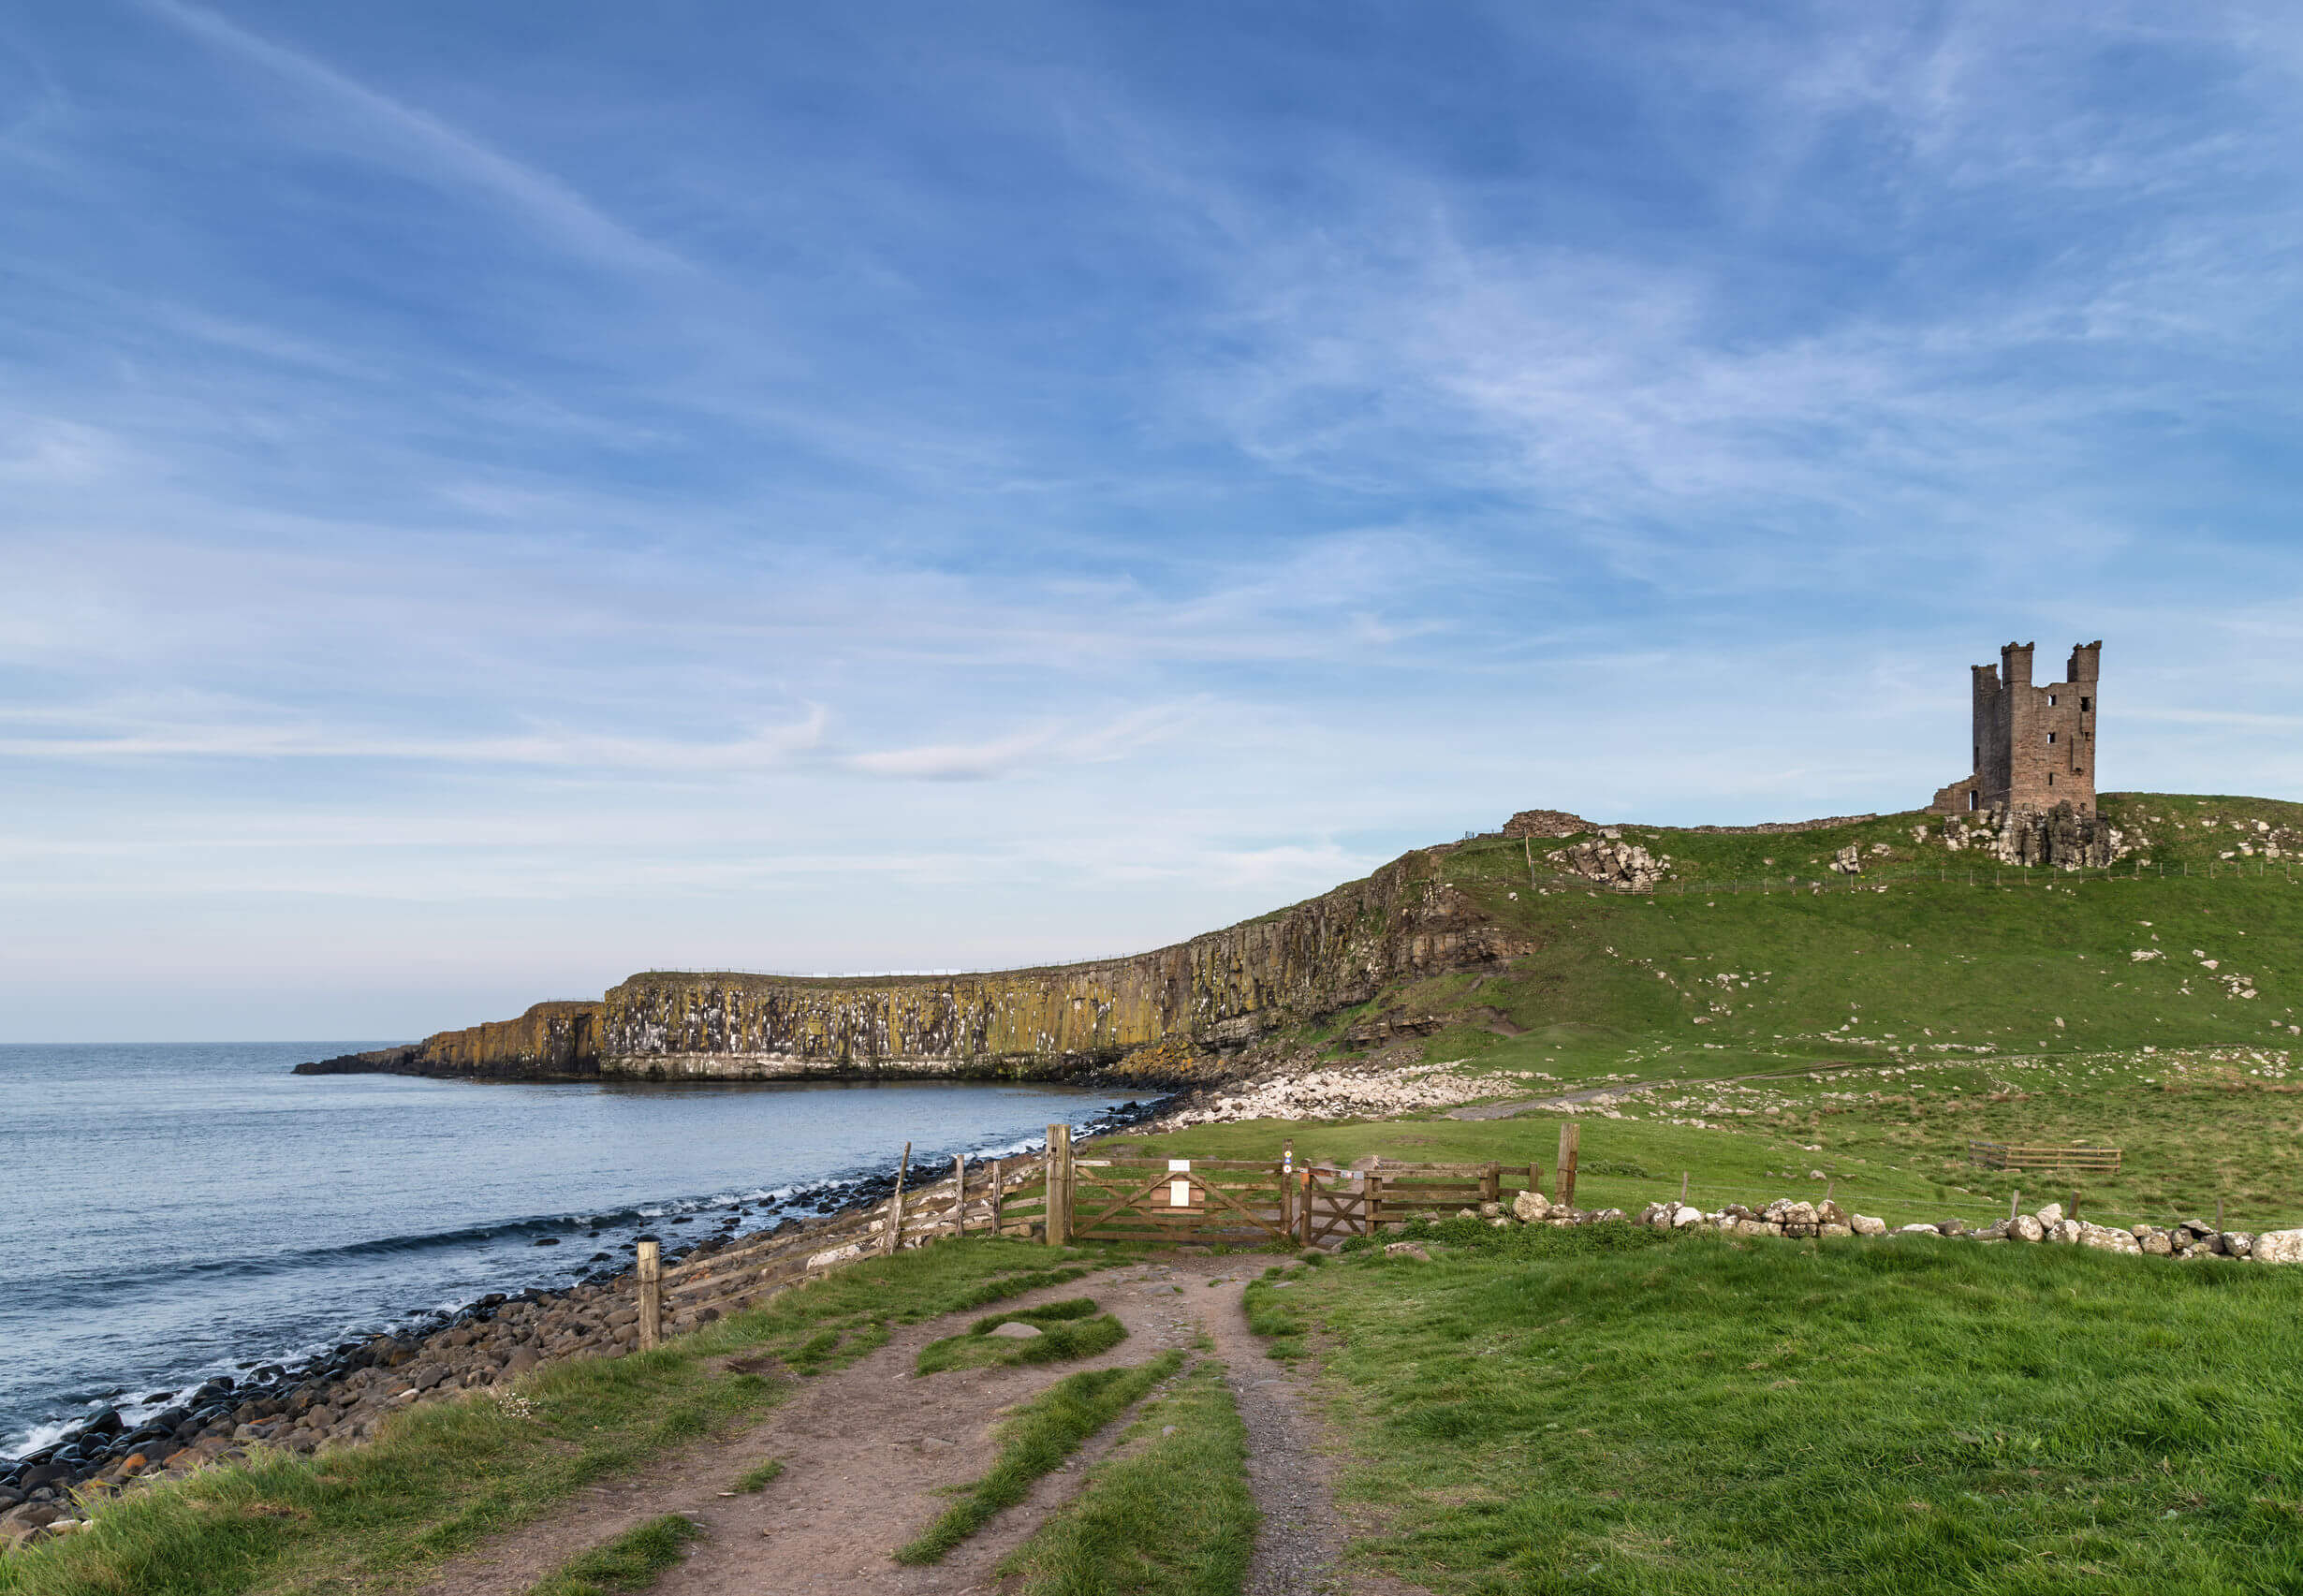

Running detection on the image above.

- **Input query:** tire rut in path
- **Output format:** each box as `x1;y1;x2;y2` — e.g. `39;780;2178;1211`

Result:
1196;1275;1424;1596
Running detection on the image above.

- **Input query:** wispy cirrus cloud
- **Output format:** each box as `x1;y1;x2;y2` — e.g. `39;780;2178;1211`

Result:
139;0;697;283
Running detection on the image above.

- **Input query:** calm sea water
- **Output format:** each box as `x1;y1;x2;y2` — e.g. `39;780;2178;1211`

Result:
0;1043;1137;1457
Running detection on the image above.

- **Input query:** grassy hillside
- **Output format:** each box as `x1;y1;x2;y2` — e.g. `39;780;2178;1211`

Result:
1291;794;2302;1081
1129;792;2303;1233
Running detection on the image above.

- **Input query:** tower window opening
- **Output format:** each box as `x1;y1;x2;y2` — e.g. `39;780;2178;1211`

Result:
2048;695;2058;706
2047;731;2058;744
2048;773;2055;786
2080;696;2090;711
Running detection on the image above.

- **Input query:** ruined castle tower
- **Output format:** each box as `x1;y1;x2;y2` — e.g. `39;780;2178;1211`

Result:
1931;640;2100;815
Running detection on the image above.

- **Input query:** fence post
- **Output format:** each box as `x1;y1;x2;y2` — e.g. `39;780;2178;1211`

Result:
1529;1163;1544;1206
885;1141;912;1256
1482;1162;1501;1205
1046;1124;1071;1246
2069;1187;2080;1223
2010;1188;2020;1223
637;1240;662;1352
990;1159;1005;1235
1557;1121;1580;1208
1366;1164;1384;1234
953;1153;967;1237
1282;1139;1295;1237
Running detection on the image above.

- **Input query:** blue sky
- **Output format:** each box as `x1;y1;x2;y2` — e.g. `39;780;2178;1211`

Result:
5;1;2300;1041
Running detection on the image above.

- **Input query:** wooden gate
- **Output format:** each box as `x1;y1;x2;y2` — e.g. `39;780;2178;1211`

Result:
1296;1167;1372;1246
1068;1157;1291;1245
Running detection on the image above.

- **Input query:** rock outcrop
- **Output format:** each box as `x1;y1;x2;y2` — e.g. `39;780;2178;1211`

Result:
306;848;1529;1084
1546;829;1670;891
1933;803;2130;870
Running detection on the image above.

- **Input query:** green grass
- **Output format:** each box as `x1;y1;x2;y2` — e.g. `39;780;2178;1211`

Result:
968;1296;1102;1333
894;1353;1187;1565
730;1458;783;1493
522;1514;700;1596
1277;1227;2303;1594
917;1300;1130;1375
1242;1268;1308;1361
998;1358;1257;1596
0;1238;1103;1596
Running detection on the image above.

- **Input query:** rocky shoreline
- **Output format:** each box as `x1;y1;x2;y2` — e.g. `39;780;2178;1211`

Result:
0;1096;1166;1549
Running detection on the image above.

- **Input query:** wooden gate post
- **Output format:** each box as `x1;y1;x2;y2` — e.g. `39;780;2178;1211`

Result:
1366;1164;1384;1234
1046;1124;1071;1246
1557;1121;1580;1208
637;1240;662;1352
1481;1162;1501;1205
1282;1140;1295;1237
952;1153;967;1237
885;1141;912;1256
1528;1163;1543;1207
990;1159;1005;1234
1298;1169;1313;1246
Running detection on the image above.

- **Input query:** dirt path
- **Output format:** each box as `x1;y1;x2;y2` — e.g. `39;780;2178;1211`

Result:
411;1260;1396;1596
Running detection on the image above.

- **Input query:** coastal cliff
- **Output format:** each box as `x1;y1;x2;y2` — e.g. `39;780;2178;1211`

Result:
299;846;1527;1084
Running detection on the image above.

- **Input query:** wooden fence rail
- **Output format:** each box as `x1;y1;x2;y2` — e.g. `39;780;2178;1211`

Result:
1969;1141;2122;1174
623;1128;1606;1349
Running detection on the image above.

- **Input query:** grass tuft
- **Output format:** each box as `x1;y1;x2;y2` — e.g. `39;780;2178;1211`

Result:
917;1300;1127;1375
894;1353;1186;1565
522;1513;700;1596
731;1458;784;1493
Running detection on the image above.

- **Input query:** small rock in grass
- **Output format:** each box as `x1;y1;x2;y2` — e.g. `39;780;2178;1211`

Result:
1384;1242;1432;1262
987;1322;1043;1340
1850;1214;1887;1237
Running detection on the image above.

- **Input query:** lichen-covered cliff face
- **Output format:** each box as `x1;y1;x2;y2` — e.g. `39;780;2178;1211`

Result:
372;847;1526;1084
416;1001;604;1078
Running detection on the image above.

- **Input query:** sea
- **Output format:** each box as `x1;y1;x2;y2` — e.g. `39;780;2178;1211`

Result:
0;1042;1141;1459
